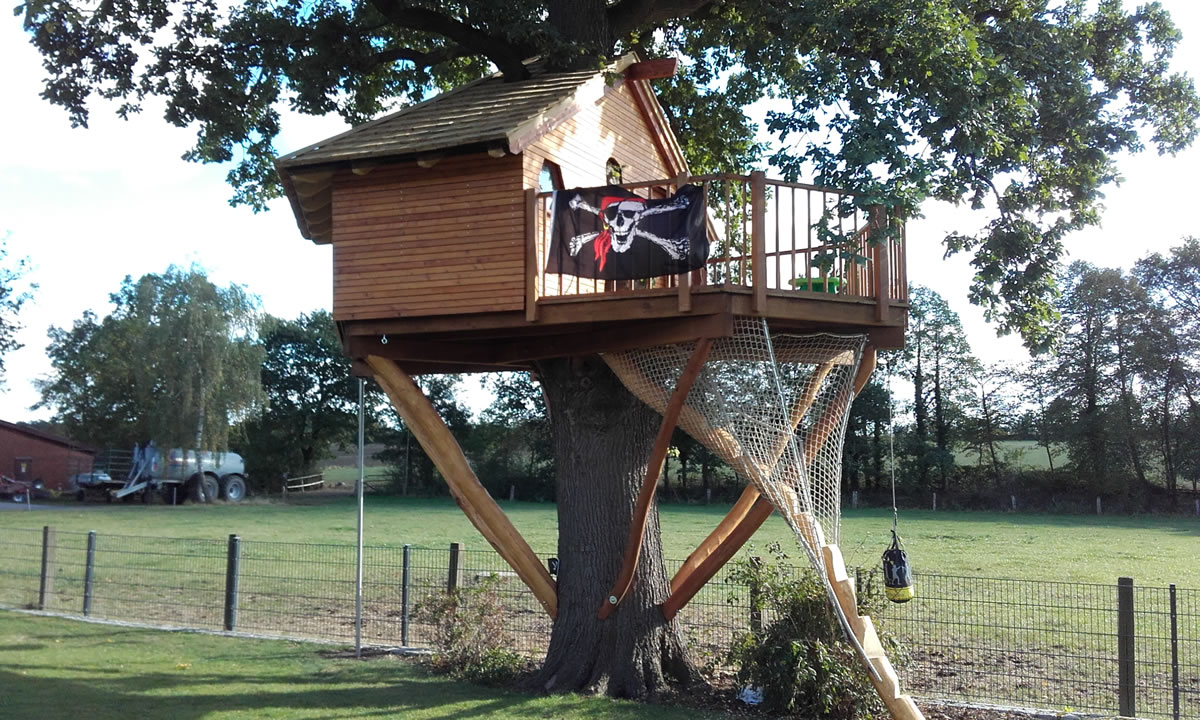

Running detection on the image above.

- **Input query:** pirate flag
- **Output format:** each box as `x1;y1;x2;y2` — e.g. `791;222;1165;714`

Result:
546;184;708;280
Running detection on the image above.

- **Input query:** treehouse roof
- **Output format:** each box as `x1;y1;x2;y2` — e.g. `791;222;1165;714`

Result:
275;53;682;242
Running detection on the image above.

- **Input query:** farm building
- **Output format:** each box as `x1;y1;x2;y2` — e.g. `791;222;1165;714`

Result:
0;419;95;492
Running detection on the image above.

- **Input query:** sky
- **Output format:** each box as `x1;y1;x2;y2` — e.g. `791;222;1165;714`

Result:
2;2;1199;423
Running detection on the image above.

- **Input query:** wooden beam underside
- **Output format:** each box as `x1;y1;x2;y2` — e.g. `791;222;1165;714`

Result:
346;313;734;368
367;355;558;617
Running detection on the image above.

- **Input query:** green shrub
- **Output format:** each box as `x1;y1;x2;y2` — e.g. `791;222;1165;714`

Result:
724;543;891;719
413;575;530;685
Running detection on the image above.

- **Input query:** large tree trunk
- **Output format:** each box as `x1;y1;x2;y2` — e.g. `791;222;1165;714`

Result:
531;356;698;697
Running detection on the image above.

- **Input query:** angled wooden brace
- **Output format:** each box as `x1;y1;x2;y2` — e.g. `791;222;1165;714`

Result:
662;346;877;620
597;338;713;619
367;355;558;618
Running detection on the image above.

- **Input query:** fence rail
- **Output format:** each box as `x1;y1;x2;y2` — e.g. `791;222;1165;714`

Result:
0;525;1195;719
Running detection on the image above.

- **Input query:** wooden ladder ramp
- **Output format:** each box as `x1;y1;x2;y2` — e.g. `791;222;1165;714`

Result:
822;543;924;720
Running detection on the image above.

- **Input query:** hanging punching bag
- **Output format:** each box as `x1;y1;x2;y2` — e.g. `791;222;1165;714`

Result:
882;530;914;603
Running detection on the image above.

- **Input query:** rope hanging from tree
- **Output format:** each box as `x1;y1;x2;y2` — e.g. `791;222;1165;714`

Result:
882;367;914;604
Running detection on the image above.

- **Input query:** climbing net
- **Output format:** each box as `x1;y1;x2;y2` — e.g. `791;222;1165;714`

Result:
604;317;866;579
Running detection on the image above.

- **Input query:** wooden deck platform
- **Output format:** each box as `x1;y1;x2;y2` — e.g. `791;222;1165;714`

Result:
341;172;908;374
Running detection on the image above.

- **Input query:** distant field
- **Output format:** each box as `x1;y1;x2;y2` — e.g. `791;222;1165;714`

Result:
5;495;1198;587
952;440;1068;470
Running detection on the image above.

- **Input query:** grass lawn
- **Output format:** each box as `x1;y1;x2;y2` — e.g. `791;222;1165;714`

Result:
7;494;1199;587
0;611;731;720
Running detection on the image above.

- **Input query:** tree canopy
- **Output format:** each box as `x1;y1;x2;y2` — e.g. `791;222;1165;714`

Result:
36;266;265;450
17;0;1199;348
237;310;376;485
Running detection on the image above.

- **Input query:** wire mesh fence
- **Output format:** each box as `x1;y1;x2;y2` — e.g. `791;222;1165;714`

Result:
1;524;1196;719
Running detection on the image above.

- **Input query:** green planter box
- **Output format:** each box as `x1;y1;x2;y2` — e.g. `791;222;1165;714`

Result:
789;276;841;293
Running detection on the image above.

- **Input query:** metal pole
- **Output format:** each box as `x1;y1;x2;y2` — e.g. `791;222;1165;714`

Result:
401;544;411;647
355;377;365;658
83;531;96;616
1117;577;1135;718
224;534;240;632
39;525;55;611
1170;584;1179;720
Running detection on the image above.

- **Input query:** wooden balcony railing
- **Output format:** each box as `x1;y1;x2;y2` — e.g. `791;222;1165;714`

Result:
525;171;907;323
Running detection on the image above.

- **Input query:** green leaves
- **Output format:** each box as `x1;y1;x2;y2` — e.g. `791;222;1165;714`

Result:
36;265;265;451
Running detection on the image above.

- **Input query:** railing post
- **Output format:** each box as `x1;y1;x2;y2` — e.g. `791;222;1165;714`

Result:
525;188;539;322
871;205;890;323
38;525;55;610
401;544;411;647
447;542;462;594
82;531;96;616
751;171;767;313
224;534;241;632
1117;576;1135;718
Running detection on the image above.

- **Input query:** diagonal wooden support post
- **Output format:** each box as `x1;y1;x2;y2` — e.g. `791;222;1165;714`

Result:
598;338;712;619
663;346;877;618
367;355;558;617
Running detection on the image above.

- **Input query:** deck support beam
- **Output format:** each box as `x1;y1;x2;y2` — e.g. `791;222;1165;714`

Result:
598;338;712;619
367;355;558;617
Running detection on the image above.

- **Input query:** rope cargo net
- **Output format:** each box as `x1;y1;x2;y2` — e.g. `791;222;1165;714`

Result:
604;317;865;580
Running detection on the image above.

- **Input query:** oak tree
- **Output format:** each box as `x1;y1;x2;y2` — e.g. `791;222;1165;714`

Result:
18;0;1200;697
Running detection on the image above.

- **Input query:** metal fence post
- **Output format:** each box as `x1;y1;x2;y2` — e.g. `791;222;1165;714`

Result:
401;544;411;647
82;531;96;616
1117;576;1135;718
224;534;241;632
1170;584;1179;720
38;525;55;610
448;543;461;593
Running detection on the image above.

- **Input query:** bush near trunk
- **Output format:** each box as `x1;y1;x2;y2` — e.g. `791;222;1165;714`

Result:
725;543;899;719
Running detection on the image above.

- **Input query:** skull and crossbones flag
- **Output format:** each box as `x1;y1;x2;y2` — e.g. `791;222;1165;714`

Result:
546;184;708;280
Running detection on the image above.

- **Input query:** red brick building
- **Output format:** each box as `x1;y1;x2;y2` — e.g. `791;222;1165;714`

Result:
0;419;96;492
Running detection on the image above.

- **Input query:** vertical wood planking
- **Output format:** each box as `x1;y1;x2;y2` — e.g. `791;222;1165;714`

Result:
525;188;538;321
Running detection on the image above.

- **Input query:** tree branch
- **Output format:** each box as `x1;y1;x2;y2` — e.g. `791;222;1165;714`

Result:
608;0;716;41
373;43;471;70
366;1;531;79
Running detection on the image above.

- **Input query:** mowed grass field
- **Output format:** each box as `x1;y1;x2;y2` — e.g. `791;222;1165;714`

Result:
0;612;731;720
4;493;1198;587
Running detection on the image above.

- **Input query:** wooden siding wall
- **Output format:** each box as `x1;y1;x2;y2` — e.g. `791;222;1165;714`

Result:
330;153;525;321
523;81;678;297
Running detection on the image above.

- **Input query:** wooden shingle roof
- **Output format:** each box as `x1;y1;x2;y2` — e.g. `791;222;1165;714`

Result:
276;53;679;244
276;66;604;169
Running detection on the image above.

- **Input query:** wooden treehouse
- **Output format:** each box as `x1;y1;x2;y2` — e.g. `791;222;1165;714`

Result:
277;54;918;719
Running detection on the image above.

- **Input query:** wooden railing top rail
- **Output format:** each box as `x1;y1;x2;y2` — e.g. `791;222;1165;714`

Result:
535;173;873;199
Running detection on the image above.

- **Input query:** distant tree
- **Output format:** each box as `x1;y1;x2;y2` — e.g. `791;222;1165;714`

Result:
238;311;376;487
843;378;892;493
1053;262;1134;495
903;286;975;490
1015;361;1061;473
36;266;264;451
1135;239;1200;499
470;371;554;500
961;361;1016;488
0;234;33;382
376;374;469;495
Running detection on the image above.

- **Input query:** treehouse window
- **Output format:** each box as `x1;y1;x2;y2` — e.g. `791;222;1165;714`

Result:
539;161;563;193
606;158;623;185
